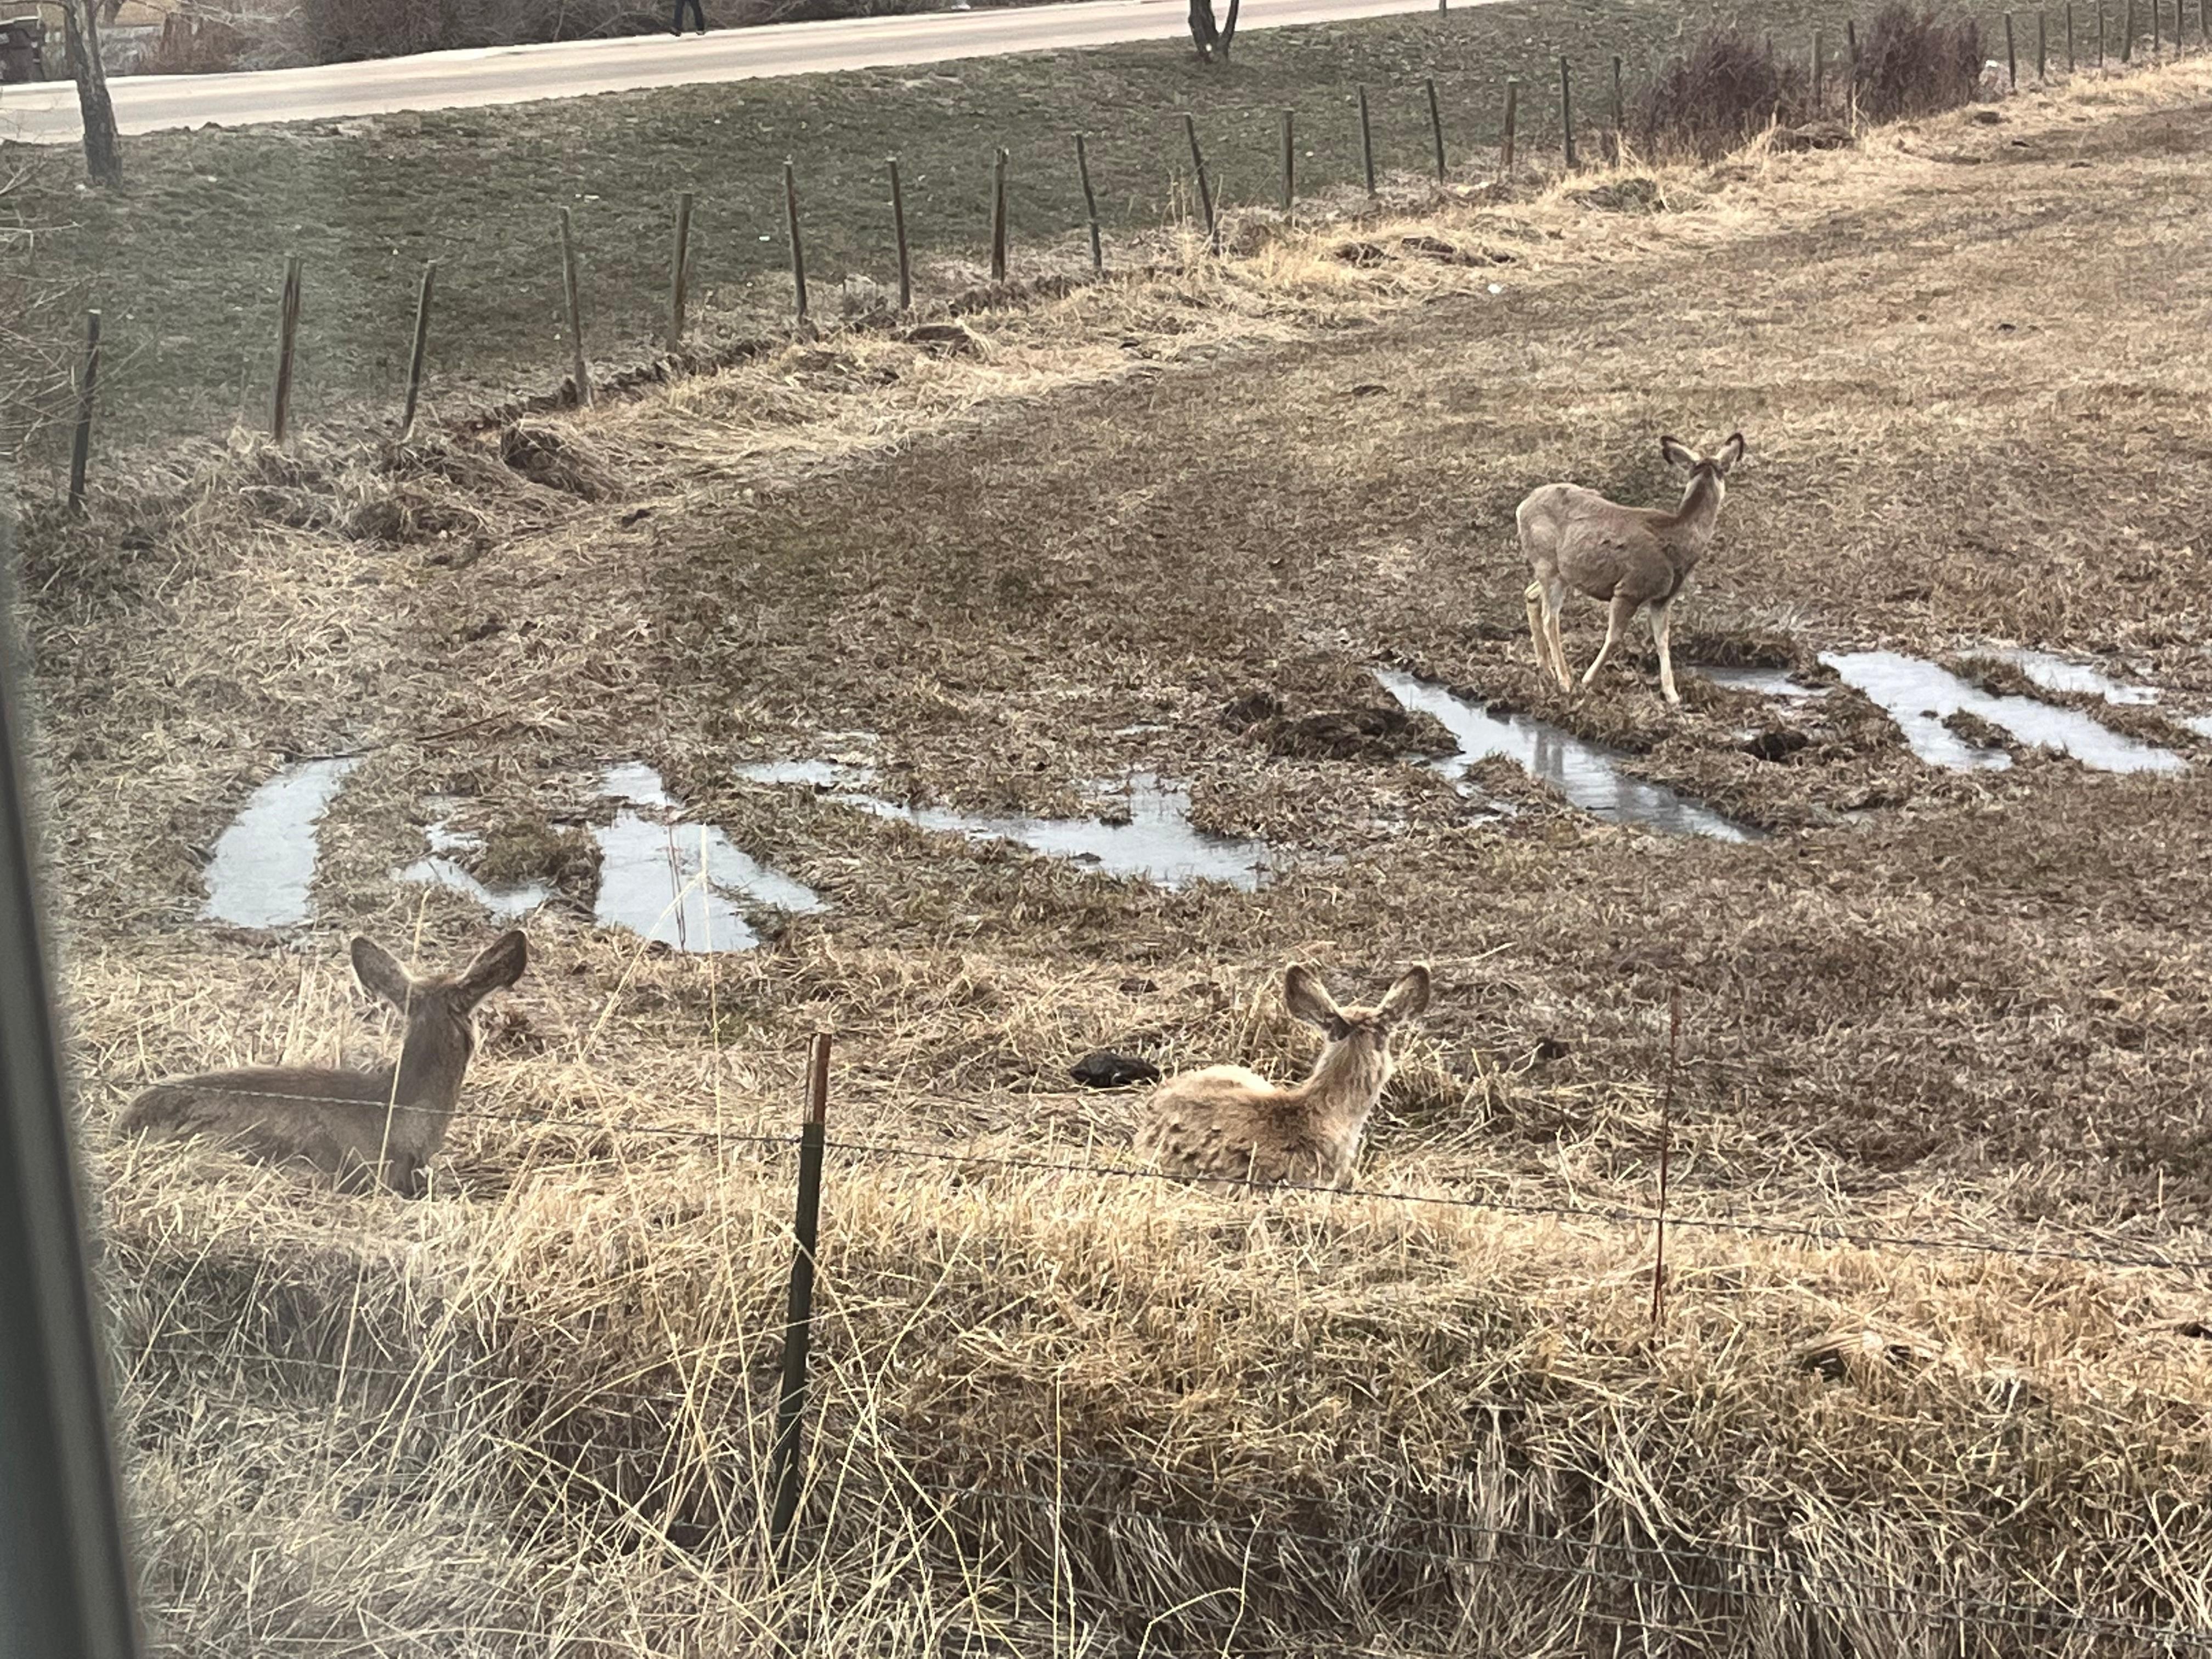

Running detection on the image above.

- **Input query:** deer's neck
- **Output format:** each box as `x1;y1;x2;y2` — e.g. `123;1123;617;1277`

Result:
1666;470;1726;548
1300;1037;1392;1134
388;1023;471;1112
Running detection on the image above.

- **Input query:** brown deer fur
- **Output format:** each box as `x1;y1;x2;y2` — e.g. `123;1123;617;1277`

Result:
1520;431;1745;706
118;931;528;1195
1134;964;1431;1189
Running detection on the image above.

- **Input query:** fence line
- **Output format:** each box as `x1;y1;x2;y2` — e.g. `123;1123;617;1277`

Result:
99;1073;2212;1275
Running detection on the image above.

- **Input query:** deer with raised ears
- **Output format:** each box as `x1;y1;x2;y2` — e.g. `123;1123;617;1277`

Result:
119;930;528;1197
1520;432;1746;707
1134;963;1431;1190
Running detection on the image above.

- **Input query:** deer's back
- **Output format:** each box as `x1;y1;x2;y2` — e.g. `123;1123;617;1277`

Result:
120;1063;444;1182
1135;1067;1358;1188
1520;486;1686;603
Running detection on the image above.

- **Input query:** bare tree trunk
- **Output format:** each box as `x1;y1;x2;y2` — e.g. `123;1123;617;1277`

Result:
61;0;123;189
1187;0;1219;58
1218;0;1239;58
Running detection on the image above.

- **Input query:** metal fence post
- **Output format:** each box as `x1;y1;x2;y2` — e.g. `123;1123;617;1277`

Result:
767;1033;830;1555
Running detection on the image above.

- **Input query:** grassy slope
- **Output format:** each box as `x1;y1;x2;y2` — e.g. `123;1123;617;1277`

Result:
34;55;2212;1654
16;0;1874;450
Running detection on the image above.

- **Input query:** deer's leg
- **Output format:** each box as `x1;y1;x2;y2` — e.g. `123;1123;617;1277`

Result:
1580;593;1638;690
1651;600;1681;707
1543;580;1573;692
1525;582;1550;675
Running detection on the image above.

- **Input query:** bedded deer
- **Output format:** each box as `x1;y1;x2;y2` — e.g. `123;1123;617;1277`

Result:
1134;963;1431;1189
1520;432;1745;707
118;930;528;1196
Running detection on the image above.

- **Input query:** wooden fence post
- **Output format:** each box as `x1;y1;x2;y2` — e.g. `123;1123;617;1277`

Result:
889;156;913;307
1650;985;1681;1331
1183;112;1218;251
557;209;590;408
270;253;302;442
399;261;434;441
783;159;810;331
2097;0;2106;60
1074;135;1102;274
1357;84;1376;195
1560;56;1575;170
2038;10;2048;76
1611;52;1624;147
1426;77;1446;180
2066;3;2075;67
1813;29;1825;109
2122;0;2132;61
1279;108;1295;212
667;189;694;354
1502;76;1517;171
2005;13;2018;84
990;146;1009;283
66;309;99;513
767;1033;831;1555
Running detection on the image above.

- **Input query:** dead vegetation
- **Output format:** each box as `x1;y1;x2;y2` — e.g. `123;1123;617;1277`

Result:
28;51;2212;1659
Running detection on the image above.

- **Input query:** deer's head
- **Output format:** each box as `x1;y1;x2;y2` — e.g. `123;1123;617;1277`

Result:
1284;963;1432;1070
351;930;529;1063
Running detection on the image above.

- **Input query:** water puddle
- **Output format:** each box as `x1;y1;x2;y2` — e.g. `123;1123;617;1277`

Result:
1821;651;2185;774
2187;715;2212;742
394;806;554;919
741;761;1267;890
1373;669;1758;842
1705;666;1827;701
596;764;825;951
201;758;360;928
1989;647;2160;706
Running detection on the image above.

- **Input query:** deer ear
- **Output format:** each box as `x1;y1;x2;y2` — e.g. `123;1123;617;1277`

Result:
1284;965;1350;1038
1659;436;1697;471
1378;965;1431;1026
1713;432;1745;475
455;930;529;1005
351;938;415;1009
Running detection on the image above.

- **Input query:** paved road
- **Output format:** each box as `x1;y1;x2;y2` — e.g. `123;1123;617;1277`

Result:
0;0;1438;144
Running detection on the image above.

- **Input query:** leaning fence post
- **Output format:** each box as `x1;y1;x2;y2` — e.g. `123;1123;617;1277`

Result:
65;309;99;513
1502;76;1518;171
1650;985;1681;1331
1279;108;1295;212
398;261;434;441
990;146;1009;283
1426;77;1447;180
1357;84;1376;195
557;209;590;408
667;189;694;354
1182;112;1218;252
768;1032;831;1554
889;156;913;307
1560;56;1576;170
1074;135;1102;274
270;253;302;443
783;159;810;331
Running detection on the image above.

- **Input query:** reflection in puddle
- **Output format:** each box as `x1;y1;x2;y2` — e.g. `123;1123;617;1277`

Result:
596;764;824;952
394;811;552;919
2187;715;2212;741
201;758;360;928
742;761;1267;890
1374;670;1758;842
1705;666;1826;701
1822;651;2184;775
1991;648;2159;706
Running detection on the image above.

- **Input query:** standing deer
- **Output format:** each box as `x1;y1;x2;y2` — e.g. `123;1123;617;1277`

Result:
1520;432;1746;706
118;930;528;1196
1134;963;1431;1189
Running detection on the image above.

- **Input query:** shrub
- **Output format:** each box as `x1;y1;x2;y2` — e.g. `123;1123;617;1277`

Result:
1852;3;1984;121
1633;28;1809;159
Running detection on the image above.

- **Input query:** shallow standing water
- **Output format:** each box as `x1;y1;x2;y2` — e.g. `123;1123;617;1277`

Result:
1704;667;1826;701
1991;648;2160;706
1373;670;1758;842
1821;651;2184;774
394;810;554;919
741;761;1269;890
201;757;360;928
596;763;824;952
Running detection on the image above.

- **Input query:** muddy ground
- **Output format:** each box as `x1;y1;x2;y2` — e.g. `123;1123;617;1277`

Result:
22;57;2212;1659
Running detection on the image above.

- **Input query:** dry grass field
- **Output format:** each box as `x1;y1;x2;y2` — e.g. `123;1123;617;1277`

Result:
20;48;2212;1659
